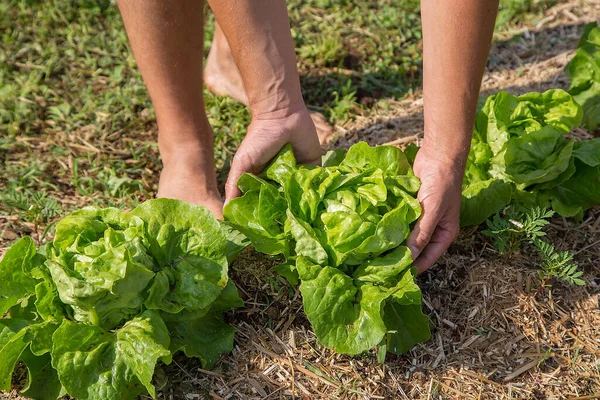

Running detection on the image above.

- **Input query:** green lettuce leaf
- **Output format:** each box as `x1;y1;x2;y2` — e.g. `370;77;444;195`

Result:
286;210;330;265
220;222;250;264
476;89;582;157
463;87;592;225
223;177;289;255
131;199;229;312
19;350;64;400
297;248;429;355
168;312;236;369
545;160;600;216
573;138;600;167
51;310;171;400
502;126;574;186
340;142;411;176
460;179;513;227
262;143;298;186
0;237;38;316
47;208;156;329
0;320;59;392
383;300;431;355
2;198;240;399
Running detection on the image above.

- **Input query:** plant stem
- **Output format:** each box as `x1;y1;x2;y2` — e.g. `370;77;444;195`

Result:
534;276;551;297
34;218;40;246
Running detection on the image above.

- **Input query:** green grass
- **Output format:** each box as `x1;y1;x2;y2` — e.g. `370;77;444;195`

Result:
0;0;557;220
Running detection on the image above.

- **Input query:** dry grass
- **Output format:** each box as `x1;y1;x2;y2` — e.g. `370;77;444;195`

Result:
1;0;599;399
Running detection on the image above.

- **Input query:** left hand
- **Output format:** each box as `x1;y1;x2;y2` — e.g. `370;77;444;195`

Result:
224;107;322;204
406;144;464;273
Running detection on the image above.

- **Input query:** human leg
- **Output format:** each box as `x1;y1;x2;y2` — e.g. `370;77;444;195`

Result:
117;0;223;217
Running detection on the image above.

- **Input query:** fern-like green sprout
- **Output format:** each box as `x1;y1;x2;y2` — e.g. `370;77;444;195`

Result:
483;207;585;294
532;238;585;288
482;207;553;254
0;189;61;243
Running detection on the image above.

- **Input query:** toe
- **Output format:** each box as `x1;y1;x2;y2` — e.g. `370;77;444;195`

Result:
310;112;335;146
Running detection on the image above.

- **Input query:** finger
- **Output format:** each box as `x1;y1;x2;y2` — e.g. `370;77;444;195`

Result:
224;149;252;204
290;130;322;166
413;224;459;273
406;206;441;260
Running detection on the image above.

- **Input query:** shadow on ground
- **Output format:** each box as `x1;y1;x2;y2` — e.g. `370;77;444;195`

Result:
299;21;591;112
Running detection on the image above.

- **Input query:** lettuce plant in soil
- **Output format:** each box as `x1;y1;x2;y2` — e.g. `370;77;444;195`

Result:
566;22;600;131
460;88;600;226
0;199;244;400
224;142;431;356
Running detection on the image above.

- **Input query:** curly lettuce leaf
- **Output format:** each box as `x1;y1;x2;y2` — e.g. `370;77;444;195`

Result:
51;310;171;400
131;199;229;311
47;208;156;329
502;126;574;186
297;248;429;355
463;88;591;224
1;198;240;399
476;89;583;157
0;237;39;316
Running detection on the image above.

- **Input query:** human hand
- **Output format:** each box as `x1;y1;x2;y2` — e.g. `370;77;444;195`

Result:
406;145;464;273
224;107;322;203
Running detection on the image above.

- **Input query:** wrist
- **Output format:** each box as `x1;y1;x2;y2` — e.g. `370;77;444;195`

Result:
248;86;306;120
421;127;471;166
248;105;313;133
418;140;469;179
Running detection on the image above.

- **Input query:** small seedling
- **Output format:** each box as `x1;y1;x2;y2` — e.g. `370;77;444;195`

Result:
0;189;61;243
483;207;585;295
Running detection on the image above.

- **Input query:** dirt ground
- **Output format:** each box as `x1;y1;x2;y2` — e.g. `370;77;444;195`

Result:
2;0;600;399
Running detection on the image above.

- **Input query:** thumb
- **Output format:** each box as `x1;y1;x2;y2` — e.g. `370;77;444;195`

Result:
224;149;254;204
406;204;440;261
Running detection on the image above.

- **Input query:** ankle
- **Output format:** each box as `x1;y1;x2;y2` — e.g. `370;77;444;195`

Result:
157;123;215;168
159;151;219;193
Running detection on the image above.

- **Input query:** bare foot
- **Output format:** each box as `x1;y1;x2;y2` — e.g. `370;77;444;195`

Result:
204;23;248;105
309;111;335;145
157;151;224;219
204;23;334;146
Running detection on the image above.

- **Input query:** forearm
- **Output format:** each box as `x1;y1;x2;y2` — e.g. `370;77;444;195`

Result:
420;0;498;168
206;0;304;118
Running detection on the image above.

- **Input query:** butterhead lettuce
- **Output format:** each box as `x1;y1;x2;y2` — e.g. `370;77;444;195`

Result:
0;199;244;400
566;22;600;131
224;142;431;356
458;88;600;227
